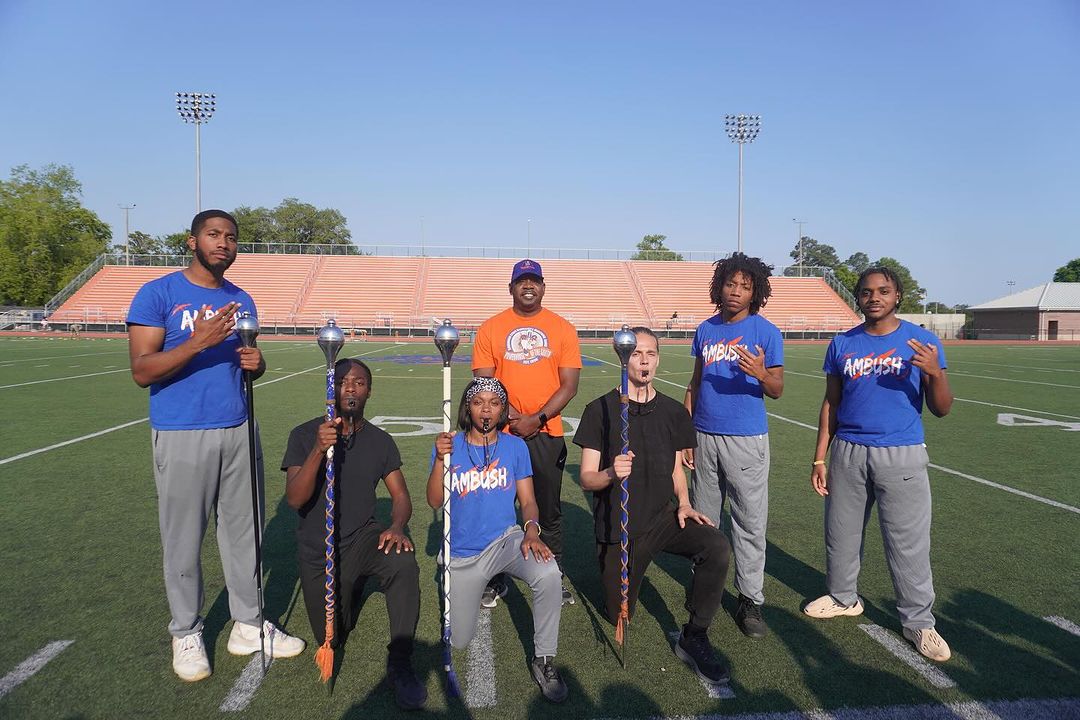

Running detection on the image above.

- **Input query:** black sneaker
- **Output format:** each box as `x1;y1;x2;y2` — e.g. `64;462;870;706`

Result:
561;584;575;606
674;625;730;685
735;595;768;638
480;577;509;609
530;656;569;703
387;663;428;710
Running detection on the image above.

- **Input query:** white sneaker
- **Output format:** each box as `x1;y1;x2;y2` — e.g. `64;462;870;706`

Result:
903;626;951;662
172;632;211;682
227;621;306;658
803;594;865;619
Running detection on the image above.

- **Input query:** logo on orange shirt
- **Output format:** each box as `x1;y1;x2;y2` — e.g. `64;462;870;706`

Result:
504;326;552;365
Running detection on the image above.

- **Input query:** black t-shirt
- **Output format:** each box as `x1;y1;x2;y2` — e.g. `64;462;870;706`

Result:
573;389;696;543
281;417;403;550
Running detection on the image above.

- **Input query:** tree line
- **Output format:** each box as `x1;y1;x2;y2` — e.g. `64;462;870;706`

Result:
2;164;1078;307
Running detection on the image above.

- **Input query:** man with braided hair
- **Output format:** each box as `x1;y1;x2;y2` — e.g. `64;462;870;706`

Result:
282;358;426;709
684;252;784;638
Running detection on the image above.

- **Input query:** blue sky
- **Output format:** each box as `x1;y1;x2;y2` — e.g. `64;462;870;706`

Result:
2;0;1077;306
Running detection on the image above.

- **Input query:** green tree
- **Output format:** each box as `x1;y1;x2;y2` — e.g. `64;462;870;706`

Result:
632;234;683;261
926;301;953;313
845;252;870;274
788;237;841;269
1053;258;1080;282
233;198;353;251
0;164;111;305
113;230;163;256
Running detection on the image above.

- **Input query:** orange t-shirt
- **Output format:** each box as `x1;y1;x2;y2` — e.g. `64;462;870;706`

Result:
472;307;582;437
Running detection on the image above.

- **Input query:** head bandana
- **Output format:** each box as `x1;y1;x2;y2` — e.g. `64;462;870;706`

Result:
464;377;508;404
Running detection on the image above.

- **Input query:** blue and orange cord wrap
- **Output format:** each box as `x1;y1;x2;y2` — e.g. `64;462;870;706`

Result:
615;364;631;651
314;363;337;682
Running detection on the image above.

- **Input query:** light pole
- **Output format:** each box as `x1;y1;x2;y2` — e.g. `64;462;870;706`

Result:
793;218;807;276
119;204;136;266
724;114;761;254
176;92;217;213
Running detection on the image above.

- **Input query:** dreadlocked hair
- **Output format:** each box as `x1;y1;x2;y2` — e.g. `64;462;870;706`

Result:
709;252;773;314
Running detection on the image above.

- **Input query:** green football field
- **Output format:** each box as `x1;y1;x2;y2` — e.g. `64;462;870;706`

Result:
0;336;1077;719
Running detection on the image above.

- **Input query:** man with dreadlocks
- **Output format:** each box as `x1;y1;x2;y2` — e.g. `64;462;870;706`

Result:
427;376;568;703
683;252;784;638
282;358;426;709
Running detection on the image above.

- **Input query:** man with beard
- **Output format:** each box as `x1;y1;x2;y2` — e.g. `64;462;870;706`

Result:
473;259;582;608
128;210;305;683
283;358;426;709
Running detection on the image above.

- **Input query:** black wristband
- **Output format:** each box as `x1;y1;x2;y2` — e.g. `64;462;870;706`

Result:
538;412;548;427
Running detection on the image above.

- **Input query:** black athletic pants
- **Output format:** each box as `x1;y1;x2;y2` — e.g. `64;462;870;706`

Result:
596;509;731;630
525;432;568;567
298;521;420;667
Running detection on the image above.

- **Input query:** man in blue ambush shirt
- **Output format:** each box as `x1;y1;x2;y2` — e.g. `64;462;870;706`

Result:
804;266;954;663
127;210;305;682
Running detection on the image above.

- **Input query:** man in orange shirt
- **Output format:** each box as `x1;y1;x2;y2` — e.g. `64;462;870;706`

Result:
473;259;582;607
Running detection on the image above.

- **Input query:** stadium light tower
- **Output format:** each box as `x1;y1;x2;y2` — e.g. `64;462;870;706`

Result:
793;218;807;276
120;203;136;266
725;114;762;254
176;92;217;213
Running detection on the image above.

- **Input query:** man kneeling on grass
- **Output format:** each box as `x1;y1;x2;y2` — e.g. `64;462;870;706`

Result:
282;358;426;709
575;327;733;685
428;377;568;704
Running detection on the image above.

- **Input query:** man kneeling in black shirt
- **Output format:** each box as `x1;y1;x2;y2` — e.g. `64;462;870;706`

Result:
282;358;426;709
574;327;733;685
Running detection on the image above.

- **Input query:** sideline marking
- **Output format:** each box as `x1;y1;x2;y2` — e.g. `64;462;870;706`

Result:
0;640;74;699
219;655;270;712
666;631;736;699
1043;616;1080;638
465;611;497;708
585;354;1079;516
858;624;955;689
0;368;129;390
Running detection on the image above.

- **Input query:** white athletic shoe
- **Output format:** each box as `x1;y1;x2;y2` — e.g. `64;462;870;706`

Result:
803;594;865;619
227;621;306;658
172;632;211;682
903;626;951;662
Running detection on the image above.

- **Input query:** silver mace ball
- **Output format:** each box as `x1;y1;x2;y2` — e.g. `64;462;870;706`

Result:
318;319;346;365
613;324;637;366
235;312;259;349
434;319;460;367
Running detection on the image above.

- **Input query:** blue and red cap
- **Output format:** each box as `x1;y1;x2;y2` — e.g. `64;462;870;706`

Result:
510;258;544;283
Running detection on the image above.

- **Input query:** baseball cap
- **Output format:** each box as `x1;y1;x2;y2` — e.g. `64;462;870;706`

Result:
511;259;544;283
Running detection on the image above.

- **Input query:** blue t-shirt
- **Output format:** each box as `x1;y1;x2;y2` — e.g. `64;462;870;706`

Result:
126;271;257;430
690;313;784;435
430;433;532;558
823;320;947;447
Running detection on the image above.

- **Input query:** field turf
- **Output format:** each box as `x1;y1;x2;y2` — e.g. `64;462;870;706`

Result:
0;336;1077;719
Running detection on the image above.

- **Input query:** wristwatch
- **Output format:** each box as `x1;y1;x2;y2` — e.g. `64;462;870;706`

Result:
537;412;549;427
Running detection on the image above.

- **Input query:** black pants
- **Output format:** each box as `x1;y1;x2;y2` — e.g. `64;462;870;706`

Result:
596;509;730;629
525;433;568;567
298;521;420;666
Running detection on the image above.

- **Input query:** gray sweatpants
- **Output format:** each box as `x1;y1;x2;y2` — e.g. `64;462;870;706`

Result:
152;422;263;638
447;526;562;657
825;438;936;630
690;432;770;605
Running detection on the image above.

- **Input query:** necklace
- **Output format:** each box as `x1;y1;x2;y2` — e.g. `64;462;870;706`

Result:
465;431;499;470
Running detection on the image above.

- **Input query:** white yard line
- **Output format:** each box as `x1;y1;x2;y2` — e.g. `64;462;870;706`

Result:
858;624;955;689
219;655;271;712
954;360;1080;374
0;640;74;700
1042;615;1080;638
947;371;1080;390
0;350;127;364
0;368;129;390
465;611;497;708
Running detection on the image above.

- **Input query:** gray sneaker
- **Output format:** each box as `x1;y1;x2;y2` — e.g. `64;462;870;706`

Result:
530;656;568;703
561;584;575;606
